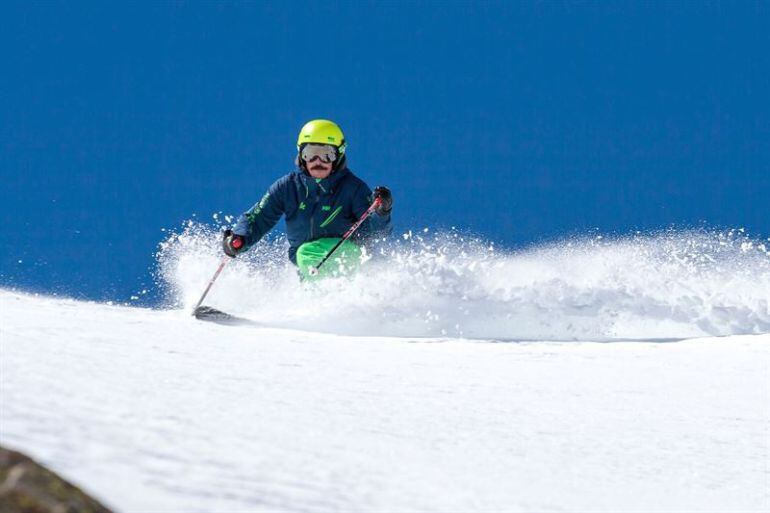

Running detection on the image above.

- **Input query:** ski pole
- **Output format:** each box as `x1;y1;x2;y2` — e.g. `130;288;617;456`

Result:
192;255;232;313
309;198;382;276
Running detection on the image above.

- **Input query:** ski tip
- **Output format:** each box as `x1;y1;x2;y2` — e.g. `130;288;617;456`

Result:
193;305;256;327
193;305;228;319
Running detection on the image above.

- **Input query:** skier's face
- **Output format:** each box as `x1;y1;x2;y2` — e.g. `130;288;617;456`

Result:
305;156;333;179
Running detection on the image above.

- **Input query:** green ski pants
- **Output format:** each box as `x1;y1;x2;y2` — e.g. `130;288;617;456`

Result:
295;238;362;281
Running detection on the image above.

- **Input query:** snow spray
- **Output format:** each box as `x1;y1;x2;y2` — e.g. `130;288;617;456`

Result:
157;222;770;340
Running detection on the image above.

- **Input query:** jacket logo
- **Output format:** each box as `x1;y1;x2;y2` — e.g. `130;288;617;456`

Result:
322;205;331;211
299;202;306;210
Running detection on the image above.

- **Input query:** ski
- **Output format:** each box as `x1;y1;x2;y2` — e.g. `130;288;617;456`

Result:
193;306;258;327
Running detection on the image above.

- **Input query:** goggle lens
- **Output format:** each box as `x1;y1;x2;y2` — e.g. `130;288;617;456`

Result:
301;144;337;164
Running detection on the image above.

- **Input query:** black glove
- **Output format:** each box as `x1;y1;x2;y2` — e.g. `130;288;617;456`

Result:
372;186;392;216
222;229;246;257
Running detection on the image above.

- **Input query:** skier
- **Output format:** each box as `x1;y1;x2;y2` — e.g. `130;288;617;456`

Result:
223;119;393;279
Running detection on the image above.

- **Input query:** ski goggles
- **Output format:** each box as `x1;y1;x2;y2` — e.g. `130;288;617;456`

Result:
300;144;338;164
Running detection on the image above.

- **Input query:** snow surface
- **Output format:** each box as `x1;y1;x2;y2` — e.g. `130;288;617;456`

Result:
2;290;768;512
2;228;770;511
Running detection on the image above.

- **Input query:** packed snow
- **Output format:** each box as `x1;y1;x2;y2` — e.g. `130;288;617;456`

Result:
2;228;769;512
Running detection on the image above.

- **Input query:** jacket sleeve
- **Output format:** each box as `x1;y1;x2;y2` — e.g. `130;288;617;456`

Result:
352;183;392;239
232;177;287;247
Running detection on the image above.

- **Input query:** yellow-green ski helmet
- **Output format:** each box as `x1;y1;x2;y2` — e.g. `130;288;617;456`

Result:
296;120;347;172
297;119;346;153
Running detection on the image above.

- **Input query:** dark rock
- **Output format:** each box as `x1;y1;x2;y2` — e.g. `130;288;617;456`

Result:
0;446;113;513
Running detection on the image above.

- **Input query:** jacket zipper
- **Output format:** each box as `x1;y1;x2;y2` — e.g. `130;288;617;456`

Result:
309;186;321;240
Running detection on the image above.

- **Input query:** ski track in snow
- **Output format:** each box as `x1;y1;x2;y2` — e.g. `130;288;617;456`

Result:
1;291;769;512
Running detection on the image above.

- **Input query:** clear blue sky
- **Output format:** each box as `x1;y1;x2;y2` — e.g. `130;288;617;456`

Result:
1;1;768;301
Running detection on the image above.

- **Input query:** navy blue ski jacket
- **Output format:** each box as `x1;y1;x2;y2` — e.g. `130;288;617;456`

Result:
232;166;392;263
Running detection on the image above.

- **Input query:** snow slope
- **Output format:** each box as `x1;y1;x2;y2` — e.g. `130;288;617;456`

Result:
2;290;768;512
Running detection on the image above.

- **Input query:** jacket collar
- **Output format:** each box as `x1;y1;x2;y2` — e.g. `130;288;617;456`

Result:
298;165;350;194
